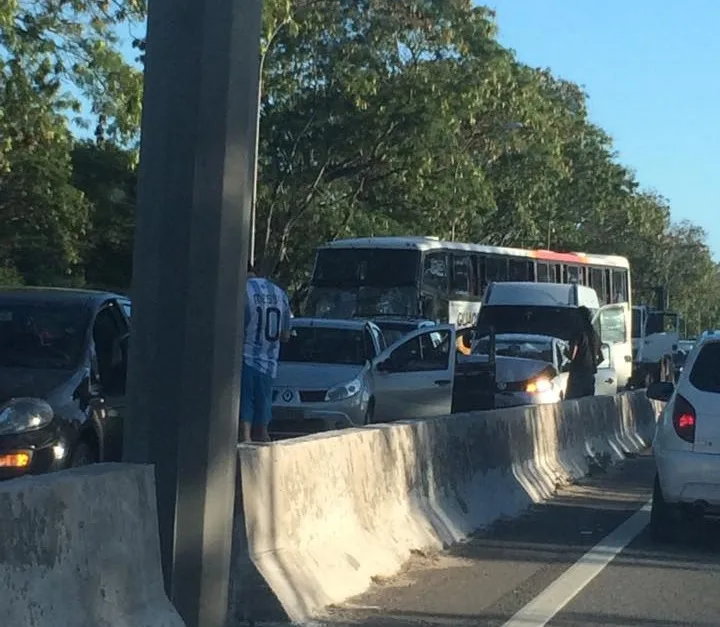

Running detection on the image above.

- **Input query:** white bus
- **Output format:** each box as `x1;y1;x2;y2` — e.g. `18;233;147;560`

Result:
302;236;633;387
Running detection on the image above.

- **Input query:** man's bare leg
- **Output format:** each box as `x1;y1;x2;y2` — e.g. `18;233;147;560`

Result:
256;424;271;443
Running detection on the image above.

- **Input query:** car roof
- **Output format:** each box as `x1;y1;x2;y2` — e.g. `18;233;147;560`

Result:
291;317;377;331
0;286;123;308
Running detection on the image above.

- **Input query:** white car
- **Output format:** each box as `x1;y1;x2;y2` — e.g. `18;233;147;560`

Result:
648;330;720;541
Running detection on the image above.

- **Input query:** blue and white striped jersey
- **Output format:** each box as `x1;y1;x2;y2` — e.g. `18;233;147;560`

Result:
243;277;292;377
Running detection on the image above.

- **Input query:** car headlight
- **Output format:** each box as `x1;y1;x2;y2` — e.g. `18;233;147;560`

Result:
325;378;363;402
0;398;54;436
526;377;553;394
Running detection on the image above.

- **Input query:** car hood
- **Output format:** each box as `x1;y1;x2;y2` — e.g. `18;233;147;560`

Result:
459;354;556;383
0;367;73;405
275;362;366;389
476;305;582;342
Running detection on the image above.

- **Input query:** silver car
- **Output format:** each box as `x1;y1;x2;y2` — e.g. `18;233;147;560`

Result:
271;318;456;435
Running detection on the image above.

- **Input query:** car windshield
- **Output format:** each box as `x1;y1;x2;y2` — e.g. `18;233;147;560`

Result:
0;301;88;370
473;337;555;363
374;322;416;346
280;326;371;365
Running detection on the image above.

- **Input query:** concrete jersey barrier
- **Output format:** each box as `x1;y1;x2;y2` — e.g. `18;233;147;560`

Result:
0;463;185;627
231;391;660;624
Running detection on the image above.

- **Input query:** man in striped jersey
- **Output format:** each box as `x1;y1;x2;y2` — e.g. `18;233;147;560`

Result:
241;263;292;442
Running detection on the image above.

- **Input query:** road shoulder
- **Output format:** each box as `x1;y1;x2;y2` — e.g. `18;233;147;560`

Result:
320;452;655;627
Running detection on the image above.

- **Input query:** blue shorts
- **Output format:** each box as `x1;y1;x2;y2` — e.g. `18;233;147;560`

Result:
240;363;274;427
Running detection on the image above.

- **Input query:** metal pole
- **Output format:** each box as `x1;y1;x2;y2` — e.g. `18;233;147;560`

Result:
249;63;262;268
123;0;262;626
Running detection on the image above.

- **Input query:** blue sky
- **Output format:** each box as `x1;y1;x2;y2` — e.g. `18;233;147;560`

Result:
488;0;720;259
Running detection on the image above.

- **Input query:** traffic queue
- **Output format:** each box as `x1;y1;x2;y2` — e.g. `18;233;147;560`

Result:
3;235;688;476
0;275;623;474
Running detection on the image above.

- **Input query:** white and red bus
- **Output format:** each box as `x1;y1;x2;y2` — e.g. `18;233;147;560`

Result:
303;236;632;385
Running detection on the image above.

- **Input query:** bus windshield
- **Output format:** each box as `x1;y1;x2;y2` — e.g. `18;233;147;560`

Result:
312;248;419;286
304;248;420;318
304;286;418;318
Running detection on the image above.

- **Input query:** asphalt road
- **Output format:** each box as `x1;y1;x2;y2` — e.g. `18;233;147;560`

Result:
320;452;720;627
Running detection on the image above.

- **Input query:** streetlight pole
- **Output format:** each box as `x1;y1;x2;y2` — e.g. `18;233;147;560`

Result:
124;0;262;626
249;66;262;268
249;20;289;269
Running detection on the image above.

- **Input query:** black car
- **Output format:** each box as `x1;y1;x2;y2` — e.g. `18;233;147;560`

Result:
0;287;130;480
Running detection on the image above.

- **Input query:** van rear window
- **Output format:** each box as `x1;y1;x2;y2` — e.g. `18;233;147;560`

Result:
689;342;720;393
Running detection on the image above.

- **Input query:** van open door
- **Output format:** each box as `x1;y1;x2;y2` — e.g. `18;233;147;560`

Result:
593;303;631;389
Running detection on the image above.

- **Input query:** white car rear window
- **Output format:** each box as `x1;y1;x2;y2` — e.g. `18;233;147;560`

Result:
689;342;720;393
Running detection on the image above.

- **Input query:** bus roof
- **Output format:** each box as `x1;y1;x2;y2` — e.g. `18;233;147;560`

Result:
320;236;630;269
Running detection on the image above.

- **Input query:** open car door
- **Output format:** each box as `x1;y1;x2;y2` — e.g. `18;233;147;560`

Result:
371;325;456;422
594;343;618;396
593;303;628;392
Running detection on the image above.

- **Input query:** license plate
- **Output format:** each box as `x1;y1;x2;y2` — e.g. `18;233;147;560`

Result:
272;407;304;421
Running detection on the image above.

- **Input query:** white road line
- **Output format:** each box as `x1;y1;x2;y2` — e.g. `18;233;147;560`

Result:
501;500;652;627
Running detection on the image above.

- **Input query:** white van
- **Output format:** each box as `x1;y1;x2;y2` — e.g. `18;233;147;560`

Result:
481;282;631;389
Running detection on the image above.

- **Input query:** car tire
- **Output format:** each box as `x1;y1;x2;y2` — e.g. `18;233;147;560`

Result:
650;474;677;543
69;438;99;468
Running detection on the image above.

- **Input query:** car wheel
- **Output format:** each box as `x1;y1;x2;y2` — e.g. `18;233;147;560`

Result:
69;439;99;468
650;474;677;543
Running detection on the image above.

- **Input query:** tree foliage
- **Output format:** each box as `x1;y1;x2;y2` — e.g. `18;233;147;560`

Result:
0;0;717;334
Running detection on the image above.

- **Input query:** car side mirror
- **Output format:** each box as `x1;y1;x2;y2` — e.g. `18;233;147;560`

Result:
647;381;674;403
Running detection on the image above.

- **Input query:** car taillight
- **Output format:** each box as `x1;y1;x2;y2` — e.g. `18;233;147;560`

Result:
672;394;696;443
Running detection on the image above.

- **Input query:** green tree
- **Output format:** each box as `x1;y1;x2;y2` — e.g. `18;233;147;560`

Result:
0;63;89;284
71;142;137;290
0;0;145;144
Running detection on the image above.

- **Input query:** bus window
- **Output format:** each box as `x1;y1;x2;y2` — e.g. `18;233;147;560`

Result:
604;269;612;304
486;256;508;282
551;264;562;282
579;266;588;286
537;262;550;282
450;254;475;296
612;269;629;303
475;254;487;294
509;259;531;281
566;265;580;284
423;252;448;294
589;268;606;301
